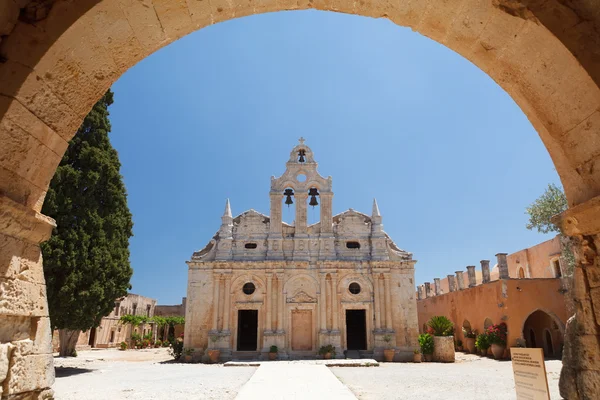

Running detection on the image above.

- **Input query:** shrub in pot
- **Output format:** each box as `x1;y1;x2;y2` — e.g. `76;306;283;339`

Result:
413;348;422;363
207;335;221;363
155;339;162;348
418;333;434;362
269;345;278;361
475;333;490;356
119;341;127;351
462;327;477;353
382;334;395;362
183;348;194;363
486;322;508;359
318;344;335;360
428;316;455;362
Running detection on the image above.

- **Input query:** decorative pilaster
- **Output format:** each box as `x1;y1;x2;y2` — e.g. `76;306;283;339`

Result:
433;278;441;295
466;266;476;287
455;271;465;290
295;192;308;235
331;273;339;331
223;274;231;332
374;274;382;329
320;192;334;234
319;273;327;332
211;273;220;331
276;273;284;332
481;260;491;283
265;273;273;333
384;274;393;331
496;253;509;279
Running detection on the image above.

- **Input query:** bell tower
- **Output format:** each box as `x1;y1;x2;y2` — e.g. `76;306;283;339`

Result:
267;139;334;260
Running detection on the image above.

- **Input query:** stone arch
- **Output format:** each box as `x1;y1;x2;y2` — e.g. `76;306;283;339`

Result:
522;309;565;358
282;273;319;298
230;273;266;297
1;0;600;398
517;266;526;279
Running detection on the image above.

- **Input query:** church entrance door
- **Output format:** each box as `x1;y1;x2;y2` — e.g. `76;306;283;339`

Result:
291;310;312;351
346;310;367;350
237;310;258;351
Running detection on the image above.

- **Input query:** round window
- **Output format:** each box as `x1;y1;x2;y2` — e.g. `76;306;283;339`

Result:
349;282;361;295
243;282;256;295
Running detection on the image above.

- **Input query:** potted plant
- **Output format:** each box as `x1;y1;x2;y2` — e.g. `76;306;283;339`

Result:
207;335;220;363
269;345;278;361
455;339;463;352
119;341;128;351
427;316;455;362
413;348;422;363
318;344;335;360
382;334;395;362
183;347;194;363
462;327;477;353
475;333;490;356
155;339;162;348
418;333;434;362
487;322;508;359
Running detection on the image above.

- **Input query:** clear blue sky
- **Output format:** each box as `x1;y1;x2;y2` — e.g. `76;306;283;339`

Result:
108;10;560;305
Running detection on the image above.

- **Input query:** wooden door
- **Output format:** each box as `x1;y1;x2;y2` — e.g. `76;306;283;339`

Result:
291;310;312;351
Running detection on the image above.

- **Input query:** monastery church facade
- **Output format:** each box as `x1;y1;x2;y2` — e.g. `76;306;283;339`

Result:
184;140;418;360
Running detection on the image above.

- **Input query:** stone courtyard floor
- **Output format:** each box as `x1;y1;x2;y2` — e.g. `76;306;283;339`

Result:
53;349;563;399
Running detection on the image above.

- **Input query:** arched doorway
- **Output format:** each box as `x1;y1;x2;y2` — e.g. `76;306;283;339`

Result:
1;0;600;398
522;309;564;359
484;318;493;330
517;267;525;279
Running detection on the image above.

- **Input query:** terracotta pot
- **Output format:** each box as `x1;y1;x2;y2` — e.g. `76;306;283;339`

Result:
480;349;487;356
423;354;433;362
268;352;277;361
323;352;332;360
413;353;422;363
207;349;220;363
465;338;476;354
183;355;192;363
383;349;395;362
491;344;506;359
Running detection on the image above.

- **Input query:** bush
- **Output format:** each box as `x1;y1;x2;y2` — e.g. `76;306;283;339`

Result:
486;323;507;346
318;344;336;357
163;340;170;347
427;316;454;336
418;333;434;355
169;337;184;360
119;342;127;351
269;345;278;353
155;340;162;348
475;333;490;351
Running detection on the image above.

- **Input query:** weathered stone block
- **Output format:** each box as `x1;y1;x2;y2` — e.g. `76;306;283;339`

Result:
0;234;45;284
0;278;48;317
3;352;54;396
432;336;455;363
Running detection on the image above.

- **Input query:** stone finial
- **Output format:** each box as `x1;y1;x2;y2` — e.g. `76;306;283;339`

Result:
496;253;509;279
434;278;441;295
455;271;465;290
223;198;232;218
372;198;381;217
424;282;432;298
481;260;491;283
466;266;476;287
447;275;456;292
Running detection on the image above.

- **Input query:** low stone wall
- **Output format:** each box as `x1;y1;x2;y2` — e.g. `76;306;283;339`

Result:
432;336;455;363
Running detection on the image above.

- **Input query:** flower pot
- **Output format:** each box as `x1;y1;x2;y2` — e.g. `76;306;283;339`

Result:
465;338;476;354
183;355;193;363
491;344;506;359
480;349;487;356
432;336;455;363
323;352;332;360
423;354;433;362
413;353;422;363
268;352;277;361
207;349;220;363
383;349;395;362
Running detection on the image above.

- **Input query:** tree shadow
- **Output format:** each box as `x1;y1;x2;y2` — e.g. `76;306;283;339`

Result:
55;367;94;378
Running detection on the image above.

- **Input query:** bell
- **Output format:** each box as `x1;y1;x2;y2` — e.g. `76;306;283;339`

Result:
298;149;306;163
308;188;319;207
284;189;294;206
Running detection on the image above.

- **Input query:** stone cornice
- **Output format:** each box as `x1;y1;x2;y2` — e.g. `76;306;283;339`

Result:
0;195;55;244
553;195;600;236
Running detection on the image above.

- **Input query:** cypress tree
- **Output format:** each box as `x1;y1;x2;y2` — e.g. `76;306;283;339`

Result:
41;89;133;356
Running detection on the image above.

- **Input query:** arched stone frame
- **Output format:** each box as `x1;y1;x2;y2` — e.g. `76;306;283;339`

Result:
282;273;320;353
231;298;265;353
340;300;374;352
229;273;266;351
517;266;526;279
549;255;563;278
336;272;374;351
520;308;566;338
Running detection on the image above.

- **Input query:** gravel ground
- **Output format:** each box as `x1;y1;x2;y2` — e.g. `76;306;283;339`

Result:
331;353;563;400
53;348;257;400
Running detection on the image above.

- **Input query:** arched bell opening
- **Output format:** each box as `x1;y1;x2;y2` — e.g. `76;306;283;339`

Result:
282;187;296;226
307;187;320;226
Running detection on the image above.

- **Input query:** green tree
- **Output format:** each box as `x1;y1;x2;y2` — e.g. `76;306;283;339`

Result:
41;89;133;356
525;183;574;275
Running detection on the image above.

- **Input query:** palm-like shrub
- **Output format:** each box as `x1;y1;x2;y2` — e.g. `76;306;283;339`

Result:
418;333;434;355
427;316;454;336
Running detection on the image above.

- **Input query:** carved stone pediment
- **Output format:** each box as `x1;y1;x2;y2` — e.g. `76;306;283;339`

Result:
286;291;317;303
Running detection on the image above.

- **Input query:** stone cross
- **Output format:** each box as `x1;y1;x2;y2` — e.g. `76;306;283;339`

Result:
447;275;456;292
424;282;432;298
455;271;465;290
496;253;509;279
466;266;476;287
481;260;491;283
298;137;305;145
434;278;441;296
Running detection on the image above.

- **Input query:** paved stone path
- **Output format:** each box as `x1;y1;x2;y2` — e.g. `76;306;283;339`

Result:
235;362;357;400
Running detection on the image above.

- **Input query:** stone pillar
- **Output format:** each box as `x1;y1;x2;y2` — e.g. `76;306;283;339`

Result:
331;273;339;331
424;282;432;298
295;192;308;234
276;273;284;332
223;274;231;332
269;192;283;234
416;286;423;300
212;273;220;331
433;278;441;295
496;253;509;279
374;274;382;329
447;275;456;292
466;266;476;287
320;192;334;233
265;273;273;332
481;260;491;283
455;271;465;290
319;273;327;331
384;274;393;330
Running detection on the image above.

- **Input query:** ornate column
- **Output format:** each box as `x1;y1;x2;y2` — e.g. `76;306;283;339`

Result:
455;271;465;290
331;273;339;331
319;273;327;331
265;273;273;332
384;274;393;330
447;275;456;292
223;274;231;332
378;276;386;326
466;266;476;287
433;278;441;295
212;273;220;331
496;253;509;279
481;260;491;283
373;274;382;330
276;273;284;332
424;282;432;298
